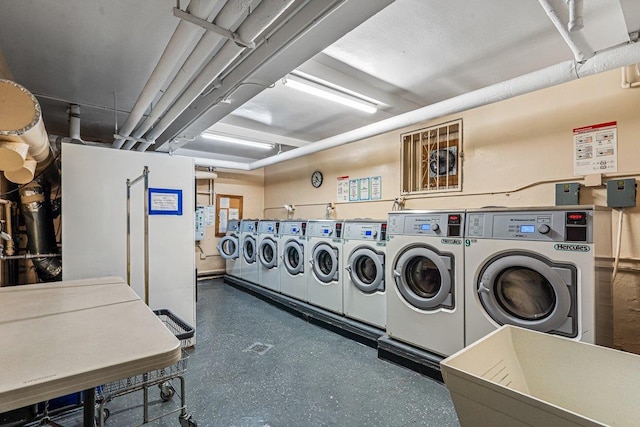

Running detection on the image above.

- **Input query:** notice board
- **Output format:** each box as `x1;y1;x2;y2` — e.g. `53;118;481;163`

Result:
215;194;243;237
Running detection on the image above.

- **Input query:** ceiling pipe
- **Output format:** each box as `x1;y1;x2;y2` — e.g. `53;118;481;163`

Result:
186;40;640;170
125;0;261;151
566;0;584;32
139;0;299;149
538;0;593;62
112;0;220;149
69;104;82;142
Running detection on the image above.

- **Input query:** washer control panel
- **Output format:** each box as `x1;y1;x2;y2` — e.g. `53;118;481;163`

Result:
387;212;464;237
227;220;240;232
306;220;343;238
280;221;307;236
258;220;279;235
466;209;593;242
241;220;258;233
342;221;386;241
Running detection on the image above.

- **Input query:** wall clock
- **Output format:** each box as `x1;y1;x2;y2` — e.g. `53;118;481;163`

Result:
311;170;323;188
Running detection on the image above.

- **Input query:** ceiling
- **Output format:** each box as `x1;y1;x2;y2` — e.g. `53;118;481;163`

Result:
1;0;639;168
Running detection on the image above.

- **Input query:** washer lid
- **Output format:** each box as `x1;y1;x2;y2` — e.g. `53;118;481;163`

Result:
217;235;239;260
393;246;454;310
258;238;278;269
311;242;339;283
243;235;257;263
477;253;576;335
347;246;384;293
283;239;304;275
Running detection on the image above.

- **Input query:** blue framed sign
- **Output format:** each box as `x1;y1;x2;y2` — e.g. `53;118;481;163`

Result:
149;188;183;216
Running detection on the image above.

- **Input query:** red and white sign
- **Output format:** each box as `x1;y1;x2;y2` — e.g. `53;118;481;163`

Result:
336;175;349;202
573;121;617;176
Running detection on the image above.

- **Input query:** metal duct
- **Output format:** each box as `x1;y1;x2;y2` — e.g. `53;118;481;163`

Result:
19;181;62;282
0;79;53;184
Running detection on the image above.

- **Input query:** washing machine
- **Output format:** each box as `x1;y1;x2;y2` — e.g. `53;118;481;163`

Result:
342;220;387;329
464;206;613;347
306;220;345;314
217;219;241;278
240;219;259;284
386;211;465;357
257;220;279;292
279;220;308;301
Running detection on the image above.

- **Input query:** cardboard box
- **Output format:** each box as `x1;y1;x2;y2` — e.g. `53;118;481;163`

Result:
441;325;640;426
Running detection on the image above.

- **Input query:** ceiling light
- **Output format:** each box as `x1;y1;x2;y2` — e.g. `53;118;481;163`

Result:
201;132;274;150
283;74;377;114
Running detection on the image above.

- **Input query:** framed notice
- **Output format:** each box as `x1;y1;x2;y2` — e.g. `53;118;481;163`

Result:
573;121;617;175
337;176;349;202
148;188;183;215
359;177;370;201
371;176;382;200
349;179;359;201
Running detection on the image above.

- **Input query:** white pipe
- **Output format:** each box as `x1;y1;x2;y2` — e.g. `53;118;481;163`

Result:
186;41;640;170
112;0;220;149
567;0;584;32
141;0;297;145
127;0;261;151
612;208;624;282
538;0;592;62
620;65;640;88
69;104;81;141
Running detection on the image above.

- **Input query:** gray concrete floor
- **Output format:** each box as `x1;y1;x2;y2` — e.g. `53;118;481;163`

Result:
52;279;460;426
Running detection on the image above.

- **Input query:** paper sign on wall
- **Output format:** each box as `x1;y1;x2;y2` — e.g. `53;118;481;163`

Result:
573;121;617;176
337;176;349;202
371;176;382;200
349;179;359;201
204;205;216;226
219;197;230;209
148;188;183;215
219;209;228;233
359;178;370;200
228;208;239;220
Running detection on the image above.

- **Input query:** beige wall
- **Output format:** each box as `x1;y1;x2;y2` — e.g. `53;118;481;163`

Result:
195;168;264;275
264;69;640;353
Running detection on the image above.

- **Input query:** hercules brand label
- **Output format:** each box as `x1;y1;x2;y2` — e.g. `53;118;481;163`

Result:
554;243;591;252
441;238;462;245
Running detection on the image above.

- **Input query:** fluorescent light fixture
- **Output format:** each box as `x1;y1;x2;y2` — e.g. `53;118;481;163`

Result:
283;74;377;114
200;132;274;150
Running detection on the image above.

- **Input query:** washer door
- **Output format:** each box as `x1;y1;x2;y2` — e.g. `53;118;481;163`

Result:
477;253;576;335
217;235;239;260
347;247;384;293
311;243;339;283
243;235;256;264
393;246;454;310
258;238;277;269
283;240;304;275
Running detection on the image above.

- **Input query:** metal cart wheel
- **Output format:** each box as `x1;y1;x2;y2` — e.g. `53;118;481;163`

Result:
95;407;110;423
179;413;197;427
158;382;174;401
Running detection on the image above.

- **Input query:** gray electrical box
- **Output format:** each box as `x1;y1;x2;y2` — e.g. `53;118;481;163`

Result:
606;178;637;208
555;183;580;206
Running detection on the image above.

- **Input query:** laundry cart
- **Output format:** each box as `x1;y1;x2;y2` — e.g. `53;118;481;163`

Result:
440;325;640;426
97;309;196;427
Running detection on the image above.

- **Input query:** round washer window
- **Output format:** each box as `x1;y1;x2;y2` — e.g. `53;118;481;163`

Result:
222;239;236;256
354;255;377;285
262;244;274;263
495;267;556;321
317;250;334;275
405;256;442;298
287;246;300;268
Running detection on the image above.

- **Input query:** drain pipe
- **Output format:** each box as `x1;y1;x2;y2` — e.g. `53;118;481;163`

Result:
0;199;14;256
124;0;261;151
112;0;220;149
189;40;640;171
140;0;299;147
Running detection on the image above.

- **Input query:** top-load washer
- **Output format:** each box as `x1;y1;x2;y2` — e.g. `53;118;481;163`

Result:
386;211;465;357
240;219;259;284
464;206;613;347
279;220;308;301
342;220;387;329
217;219;241;278
307;220;344;314
257;220;279;292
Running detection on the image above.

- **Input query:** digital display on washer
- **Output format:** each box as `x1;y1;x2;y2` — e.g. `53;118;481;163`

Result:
365;230;372;236
420;224;431;231
519;225;535;233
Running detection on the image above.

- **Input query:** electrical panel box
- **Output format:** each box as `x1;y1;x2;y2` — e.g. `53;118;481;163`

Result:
606;178;637;208
195;207;205;241
555;183;580;206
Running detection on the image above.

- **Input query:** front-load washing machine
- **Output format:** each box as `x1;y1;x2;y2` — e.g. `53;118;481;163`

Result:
386;211;465;357
279;220;308;301
307;220;344;314
240;219;259;284
217;219;241;278
257;220;279;292
342;220;387;329
464;206;613;347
